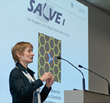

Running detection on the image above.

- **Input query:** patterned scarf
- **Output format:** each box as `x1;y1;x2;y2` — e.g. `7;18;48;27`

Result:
22;70;41;103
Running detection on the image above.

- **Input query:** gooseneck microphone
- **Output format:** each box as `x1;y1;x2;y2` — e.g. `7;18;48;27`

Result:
57;56;85;90
78;65;110;94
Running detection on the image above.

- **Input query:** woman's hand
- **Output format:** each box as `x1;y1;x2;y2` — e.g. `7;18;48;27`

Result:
46;75;54;88
39;72;54;88
39;72;53;82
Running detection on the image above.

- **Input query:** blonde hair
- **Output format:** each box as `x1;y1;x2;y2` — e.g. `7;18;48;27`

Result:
11;41;33;62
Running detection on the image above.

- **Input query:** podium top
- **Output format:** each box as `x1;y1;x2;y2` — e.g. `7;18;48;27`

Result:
65;89;110;96
64;90;110;103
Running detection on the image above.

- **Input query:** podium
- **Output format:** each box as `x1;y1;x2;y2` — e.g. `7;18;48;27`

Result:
64;90;110;103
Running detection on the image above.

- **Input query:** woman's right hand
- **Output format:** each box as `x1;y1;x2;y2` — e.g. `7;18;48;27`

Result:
39;72;53;82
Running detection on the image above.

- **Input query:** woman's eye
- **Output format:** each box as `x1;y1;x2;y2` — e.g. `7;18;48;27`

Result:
28;49;33;53
28;50;31;52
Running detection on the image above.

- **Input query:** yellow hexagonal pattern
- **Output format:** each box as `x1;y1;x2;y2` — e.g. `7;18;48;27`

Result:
38;33;61;83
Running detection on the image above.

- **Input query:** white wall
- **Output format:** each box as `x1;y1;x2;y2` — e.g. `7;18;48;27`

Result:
78;0;110;94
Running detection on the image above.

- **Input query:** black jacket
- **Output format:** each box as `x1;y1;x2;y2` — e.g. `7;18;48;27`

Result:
9;62;51;103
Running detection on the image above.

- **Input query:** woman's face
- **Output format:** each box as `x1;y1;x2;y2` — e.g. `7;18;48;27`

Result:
19;46;34;64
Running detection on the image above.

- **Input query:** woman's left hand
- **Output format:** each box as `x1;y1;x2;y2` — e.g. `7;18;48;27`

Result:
46;75;54;88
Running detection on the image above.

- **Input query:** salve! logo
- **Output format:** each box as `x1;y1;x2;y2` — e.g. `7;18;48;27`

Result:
27;0;65;26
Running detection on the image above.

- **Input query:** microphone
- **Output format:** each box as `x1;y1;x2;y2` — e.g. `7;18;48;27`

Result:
78;65;110;94
57;56;85;90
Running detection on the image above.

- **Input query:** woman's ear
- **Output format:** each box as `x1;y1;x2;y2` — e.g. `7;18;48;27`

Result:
16;52;22;58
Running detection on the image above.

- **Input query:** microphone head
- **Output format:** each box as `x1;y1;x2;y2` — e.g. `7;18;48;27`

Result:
57;56;61;59
78;65;83;68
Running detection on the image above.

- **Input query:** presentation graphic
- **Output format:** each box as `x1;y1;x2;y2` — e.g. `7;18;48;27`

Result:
38;33;61;83
0;0;88;103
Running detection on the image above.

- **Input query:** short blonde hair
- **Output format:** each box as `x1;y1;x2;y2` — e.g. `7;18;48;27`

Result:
11;41;33;62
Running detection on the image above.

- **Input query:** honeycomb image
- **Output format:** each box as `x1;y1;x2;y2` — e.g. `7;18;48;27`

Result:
38;33;61;83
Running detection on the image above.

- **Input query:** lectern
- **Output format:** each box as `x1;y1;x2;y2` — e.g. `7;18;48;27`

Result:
64;90;110;103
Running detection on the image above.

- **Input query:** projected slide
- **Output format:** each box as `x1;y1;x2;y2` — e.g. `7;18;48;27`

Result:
0;0;88;103
38;33;61;83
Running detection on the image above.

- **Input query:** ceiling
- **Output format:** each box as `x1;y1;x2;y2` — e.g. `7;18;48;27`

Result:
81;0;110;14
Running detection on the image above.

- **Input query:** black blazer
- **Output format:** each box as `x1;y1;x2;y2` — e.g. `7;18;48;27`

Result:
9;62;51;103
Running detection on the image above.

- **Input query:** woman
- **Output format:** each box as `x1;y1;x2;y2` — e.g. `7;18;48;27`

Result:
9;41;54;103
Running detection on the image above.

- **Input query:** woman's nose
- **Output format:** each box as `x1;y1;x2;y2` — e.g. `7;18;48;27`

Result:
31;52;34;56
